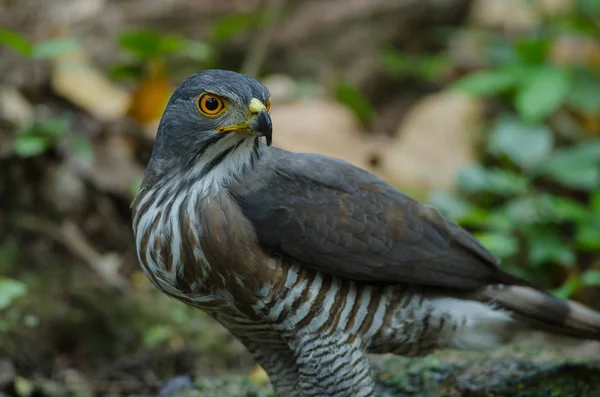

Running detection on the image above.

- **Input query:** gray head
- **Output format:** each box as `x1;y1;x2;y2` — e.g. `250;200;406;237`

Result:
145;69;272;182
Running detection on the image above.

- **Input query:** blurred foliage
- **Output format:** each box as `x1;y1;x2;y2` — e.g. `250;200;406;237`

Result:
0;31;93;160
211;11;267;42
380;47;451;82
7;113;92;161
429;1;600;299
334;83;376;127
12;115;90;159
111;29;214;81
0;279;27;311
0;28;80;59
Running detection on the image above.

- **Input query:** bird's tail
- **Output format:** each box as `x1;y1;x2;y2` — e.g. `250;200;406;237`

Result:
475;285;600;341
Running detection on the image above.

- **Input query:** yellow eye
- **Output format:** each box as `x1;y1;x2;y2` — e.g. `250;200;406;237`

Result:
265;97;271;113
198;93;226;116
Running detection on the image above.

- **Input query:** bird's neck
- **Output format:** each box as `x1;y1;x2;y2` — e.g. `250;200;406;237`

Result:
144;134;264;195
185;134;262;191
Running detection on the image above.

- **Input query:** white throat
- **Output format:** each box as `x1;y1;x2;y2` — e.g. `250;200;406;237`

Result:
187;134;259;194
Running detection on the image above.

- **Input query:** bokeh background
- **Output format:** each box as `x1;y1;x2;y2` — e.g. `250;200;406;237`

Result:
1;0;599;395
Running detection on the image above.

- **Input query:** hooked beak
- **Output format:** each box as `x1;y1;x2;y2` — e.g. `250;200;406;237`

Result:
216;98;272;146
250;108;272;146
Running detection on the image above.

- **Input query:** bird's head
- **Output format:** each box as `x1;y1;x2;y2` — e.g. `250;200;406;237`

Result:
147;69;272;178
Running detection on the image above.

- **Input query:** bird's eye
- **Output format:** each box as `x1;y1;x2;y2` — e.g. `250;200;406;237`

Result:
265;97;271;113
197;93;226;116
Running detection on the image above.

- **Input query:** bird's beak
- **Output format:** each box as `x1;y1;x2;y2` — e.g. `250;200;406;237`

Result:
216;98;272;146
250;108;272;147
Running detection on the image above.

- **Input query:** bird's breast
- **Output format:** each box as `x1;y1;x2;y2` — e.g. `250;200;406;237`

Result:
131;181;223;308
132;181;280;311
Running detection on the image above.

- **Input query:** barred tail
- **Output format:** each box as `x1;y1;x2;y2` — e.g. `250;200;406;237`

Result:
477;285;600;341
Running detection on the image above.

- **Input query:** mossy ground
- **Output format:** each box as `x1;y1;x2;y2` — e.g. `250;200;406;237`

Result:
167;344;600;397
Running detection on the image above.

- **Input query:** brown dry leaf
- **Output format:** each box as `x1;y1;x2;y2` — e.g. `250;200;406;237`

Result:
0;85;34;126
270;98;378;173
380;91;484;194
83;133;144;197
550;34;600;69
468;0;539;31
538;0;575;16
51;46;130;121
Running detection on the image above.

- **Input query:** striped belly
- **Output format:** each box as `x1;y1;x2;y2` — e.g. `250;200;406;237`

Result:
261;263;487;357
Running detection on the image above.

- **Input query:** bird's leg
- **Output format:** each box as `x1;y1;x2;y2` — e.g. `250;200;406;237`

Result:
288;332;376;397
239;339;302;396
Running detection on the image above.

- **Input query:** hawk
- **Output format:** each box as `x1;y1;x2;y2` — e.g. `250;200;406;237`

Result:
132;69;600;397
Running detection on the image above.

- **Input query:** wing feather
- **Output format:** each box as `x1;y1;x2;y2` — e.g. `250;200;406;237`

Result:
231;148;527;291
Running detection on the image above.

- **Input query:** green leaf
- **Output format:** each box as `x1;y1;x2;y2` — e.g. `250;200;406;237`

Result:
14;135;52;157
0;279;27;310
174;39;213;62
33;38;80;59
118;29;163;59
485;34;520;65
457;165;530;196
380;49;412;75
333;83;376;126
23;314;39;328
503;194;589;225
13;117;70;157
212;12;264;42
143;324;173;347
591;191;600;214
156;34;184;53
428;190;478;222
0;28;33;57
34;117;70;136
505;196;545;224
109;64;144;81
552;275;581;299
487;116;554;170
380;49;449;81
169;307;191;324
514;66;572;122
515;37;550;65
576;219;600;251
526;227;576;267
535;140;600;190
473;232;519;259
567;70;600;114
452;69;519;96
579;0;600;14
581;270;600;287
484;209;514;232
543;195;591;222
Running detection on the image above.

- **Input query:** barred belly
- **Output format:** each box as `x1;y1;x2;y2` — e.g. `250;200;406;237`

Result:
208;262;511;397
261;262;514;357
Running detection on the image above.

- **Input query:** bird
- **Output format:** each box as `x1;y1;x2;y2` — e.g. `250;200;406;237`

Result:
132;69;600;397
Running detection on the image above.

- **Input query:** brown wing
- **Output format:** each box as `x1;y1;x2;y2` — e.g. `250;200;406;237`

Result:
232;148;527;291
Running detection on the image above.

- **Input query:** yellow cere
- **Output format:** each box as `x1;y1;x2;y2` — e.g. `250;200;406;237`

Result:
217;98;268;134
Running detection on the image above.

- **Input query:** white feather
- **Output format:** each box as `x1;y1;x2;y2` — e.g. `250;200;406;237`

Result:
430;297;515;350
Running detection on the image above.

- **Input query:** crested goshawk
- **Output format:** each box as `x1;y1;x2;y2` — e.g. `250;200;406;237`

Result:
133;69;600;397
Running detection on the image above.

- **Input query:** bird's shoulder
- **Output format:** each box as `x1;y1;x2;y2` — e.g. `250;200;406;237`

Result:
259;146;400;197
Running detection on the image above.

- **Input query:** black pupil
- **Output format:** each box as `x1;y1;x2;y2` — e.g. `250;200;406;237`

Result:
204;97;219;111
